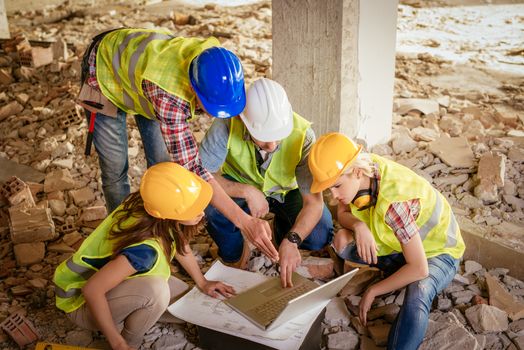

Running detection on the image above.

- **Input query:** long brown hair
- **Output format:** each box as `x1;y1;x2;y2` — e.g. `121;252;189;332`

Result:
109;192;198;260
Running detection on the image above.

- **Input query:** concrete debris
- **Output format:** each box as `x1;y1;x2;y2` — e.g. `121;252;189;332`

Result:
325;297;351;327
485;273;524;321
296;256;335;281
428;136;475;168
465;304;509;334
327;329;359;350
420;312;479;350
395;98;440;116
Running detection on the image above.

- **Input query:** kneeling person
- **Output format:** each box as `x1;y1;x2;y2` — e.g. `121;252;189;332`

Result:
308;132;465;350
199;78;334;287
54;163;234;350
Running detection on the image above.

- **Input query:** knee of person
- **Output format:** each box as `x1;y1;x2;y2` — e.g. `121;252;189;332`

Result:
141;277;170;307
333;228;354;252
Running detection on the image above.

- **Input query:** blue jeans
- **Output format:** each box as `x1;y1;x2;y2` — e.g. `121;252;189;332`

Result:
205;187;334;262
337;243;460;350
88;110;171;212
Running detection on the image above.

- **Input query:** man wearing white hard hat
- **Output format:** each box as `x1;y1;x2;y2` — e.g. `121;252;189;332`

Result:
199;78;333;288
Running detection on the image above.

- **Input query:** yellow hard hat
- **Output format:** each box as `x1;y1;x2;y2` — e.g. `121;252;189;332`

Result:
308;132;363;193
139;162;213;221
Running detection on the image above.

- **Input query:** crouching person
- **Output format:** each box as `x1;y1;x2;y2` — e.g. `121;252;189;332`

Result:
308;133;465;350
53;163;235;350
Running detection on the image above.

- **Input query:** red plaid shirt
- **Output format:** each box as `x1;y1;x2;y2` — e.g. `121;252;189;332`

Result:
385;199;421;244
87;45;211;181
373;165;421;244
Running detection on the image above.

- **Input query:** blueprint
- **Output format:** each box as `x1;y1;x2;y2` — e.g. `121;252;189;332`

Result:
167;261;328;350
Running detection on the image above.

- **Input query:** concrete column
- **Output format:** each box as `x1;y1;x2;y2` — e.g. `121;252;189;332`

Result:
272;0;398;147
0;0;10;39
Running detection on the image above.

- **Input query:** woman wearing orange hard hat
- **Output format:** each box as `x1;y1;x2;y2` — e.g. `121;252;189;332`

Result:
308;132;465;350
54;163;235;350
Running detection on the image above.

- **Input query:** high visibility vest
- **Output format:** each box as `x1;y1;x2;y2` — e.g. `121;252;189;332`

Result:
349;154;465;259
53;209;175;313
221;113;311;197
96;28;219;120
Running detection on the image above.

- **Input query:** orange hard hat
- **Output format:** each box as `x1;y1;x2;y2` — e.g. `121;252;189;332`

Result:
139;162;213;220
308;133;363;193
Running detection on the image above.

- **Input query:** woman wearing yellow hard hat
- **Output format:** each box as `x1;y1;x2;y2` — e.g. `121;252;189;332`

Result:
309;132;465;350
53;162;234;350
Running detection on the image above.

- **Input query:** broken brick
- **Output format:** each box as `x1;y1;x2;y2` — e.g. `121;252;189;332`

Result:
0;312;39;347
0;101;24;122
296;256;334;281
62;231;82;247
58;222;77;234
478;152;505;187
0;176;35;207
8;205;57;244
58;105;84;129
44;169;76;193
13;242;45;266
79;206;107;222
69;187;95;207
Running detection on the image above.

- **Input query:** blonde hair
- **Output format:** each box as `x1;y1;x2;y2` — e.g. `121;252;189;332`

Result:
343;152;374;178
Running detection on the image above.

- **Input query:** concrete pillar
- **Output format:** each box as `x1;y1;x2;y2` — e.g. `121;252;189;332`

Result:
272;0;398;147
0;0;9;39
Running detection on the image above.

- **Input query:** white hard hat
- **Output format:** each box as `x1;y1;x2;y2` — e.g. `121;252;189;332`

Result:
239;78;293;142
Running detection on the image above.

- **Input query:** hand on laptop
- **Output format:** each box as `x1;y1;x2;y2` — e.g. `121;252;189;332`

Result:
199;279;236;299
279;240;302;288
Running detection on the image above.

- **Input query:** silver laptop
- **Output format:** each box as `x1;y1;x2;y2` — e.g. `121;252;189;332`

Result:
224;268;358;331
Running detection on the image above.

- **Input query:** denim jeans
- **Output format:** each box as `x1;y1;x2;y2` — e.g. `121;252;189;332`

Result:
205;187;334;262
88;110;171;212
336;243;460;350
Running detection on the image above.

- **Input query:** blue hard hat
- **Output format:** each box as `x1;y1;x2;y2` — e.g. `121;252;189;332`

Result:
189;47;246;119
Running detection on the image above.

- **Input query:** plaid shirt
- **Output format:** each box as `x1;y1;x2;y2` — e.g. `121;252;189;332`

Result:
87;44;211;181
385;199;421;245
372;165;421;244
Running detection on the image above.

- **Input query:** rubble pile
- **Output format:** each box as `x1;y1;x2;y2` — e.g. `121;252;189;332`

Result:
0;1;522;349
321;260;524;350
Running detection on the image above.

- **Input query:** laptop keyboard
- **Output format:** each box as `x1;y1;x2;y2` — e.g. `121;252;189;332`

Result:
251;283;312;324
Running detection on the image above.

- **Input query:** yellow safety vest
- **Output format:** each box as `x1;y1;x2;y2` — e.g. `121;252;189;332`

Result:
96;28;219;120
349;154;465;259
53;209;175;313
221;113;311;197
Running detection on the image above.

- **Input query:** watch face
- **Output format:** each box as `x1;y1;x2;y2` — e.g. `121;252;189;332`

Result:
286;232;301;244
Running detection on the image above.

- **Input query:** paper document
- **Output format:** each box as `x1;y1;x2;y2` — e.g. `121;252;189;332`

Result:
168;261;328;350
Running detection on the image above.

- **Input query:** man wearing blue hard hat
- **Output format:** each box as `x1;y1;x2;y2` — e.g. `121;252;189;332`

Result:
79;28;278;262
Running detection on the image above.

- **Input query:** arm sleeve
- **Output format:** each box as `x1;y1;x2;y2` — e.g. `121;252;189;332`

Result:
120;244;158;273
384;199;421;245
199;118;230;173
143;80;212;181
295;127;316;194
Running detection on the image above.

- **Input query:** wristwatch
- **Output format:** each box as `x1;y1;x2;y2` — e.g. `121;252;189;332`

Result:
285;231;302;246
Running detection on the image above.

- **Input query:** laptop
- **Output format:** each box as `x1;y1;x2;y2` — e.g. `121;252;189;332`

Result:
224;268;358;331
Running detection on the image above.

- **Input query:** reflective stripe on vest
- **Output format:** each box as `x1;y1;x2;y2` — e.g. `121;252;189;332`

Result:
419;188;458;248
110;31;173;118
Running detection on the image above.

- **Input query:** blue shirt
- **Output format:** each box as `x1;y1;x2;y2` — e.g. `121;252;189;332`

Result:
82;244;158;273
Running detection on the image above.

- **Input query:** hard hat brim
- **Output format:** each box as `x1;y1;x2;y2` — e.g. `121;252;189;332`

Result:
309;144;363;193
240;110;294;142
192;81;246;119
